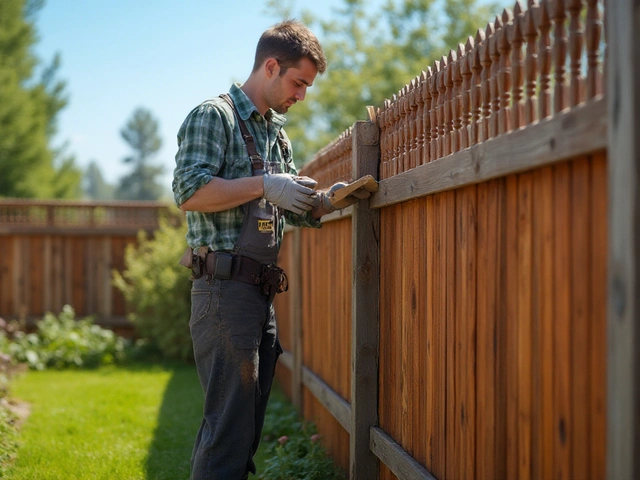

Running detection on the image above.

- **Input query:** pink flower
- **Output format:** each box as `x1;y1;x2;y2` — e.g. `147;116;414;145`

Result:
310;434;321;443
278;435;289;446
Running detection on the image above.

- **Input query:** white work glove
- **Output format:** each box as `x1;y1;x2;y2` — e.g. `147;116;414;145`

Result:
263;173;317;215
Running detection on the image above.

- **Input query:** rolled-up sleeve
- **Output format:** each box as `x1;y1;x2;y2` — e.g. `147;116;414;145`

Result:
172;104;226;207
284;210;322;228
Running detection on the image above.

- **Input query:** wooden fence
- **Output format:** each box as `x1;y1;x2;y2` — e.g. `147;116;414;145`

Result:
0;199;170;333
274;0;640;478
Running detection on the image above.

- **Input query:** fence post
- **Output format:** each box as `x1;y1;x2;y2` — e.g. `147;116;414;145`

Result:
350;120;380;479
606;0;640;478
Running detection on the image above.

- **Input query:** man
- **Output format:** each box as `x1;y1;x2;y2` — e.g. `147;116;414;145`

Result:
172;20;362;480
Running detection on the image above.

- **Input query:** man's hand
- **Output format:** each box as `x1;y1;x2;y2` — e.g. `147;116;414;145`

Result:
312;177;378;217
314;182;347;214
263;173;317;215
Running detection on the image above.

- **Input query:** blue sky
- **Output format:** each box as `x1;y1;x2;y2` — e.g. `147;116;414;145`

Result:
34;0;346;192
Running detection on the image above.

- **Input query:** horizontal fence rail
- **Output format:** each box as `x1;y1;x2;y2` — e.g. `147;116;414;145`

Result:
0;199;168;235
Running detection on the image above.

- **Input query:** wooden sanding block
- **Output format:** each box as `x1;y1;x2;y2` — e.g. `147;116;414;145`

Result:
329;175;378;209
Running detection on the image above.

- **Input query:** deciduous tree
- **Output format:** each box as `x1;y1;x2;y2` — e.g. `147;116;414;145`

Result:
267;0;498;164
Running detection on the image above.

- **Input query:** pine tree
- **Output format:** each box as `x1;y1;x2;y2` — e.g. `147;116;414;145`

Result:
116;107;165;201
0;0;81;198
84;160;115;200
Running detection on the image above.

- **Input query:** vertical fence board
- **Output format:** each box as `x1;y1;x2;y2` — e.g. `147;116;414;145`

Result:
84;237;94;314
0;237;13;314
53;236;64;314
15;237;28;316
456;185;477;480
401;200;415;456
379;208;391;479
379;205;395;480
43;236;51;312
29;236;44;315
476;179;501;479
495;177;508;480
505;175;519;479
570;158;591;479
414;199;428;469
590;152;607;480
553;162;572;480
291;230;303;409
444;190;456;480
391;203;402;445
517;173;533;480
476;182;491;479
426;193;446;479
532;166;555;480
111;237;130;316
100;238;112;318
71;237;84;315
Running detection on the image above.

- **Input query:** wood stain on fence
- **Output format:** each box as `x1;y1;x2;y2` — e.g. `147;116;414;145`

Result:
273;0;611;478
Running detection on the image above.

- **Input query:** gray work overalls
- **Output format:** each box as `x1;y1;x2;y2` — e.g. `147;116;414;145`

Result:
189;95;286;480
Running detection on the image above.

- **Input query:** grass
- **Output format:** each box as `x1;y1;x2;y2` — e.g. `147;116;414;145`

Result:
3;362;280;480
0;403;19;478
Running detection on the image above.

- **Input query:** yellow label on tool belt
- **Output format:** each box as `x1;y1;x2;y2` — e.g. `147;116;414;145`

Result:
258;219;274;233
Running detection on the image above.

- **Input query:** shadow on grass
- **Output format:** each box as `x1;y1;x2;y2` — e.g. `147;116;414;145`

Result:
140;358;290;480
143;362;203;480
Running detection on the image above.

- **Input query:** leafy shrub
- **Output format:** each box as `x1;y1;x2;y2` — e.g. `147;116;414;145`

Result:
112;211;193;361
0;305;125;370
260;391;345;480
261;425;345;480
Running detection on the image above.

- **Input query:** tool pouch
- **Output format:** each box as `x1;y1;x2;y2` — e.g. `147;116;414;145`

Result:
179;247;194;269
260;264;289;302
179;246;207;280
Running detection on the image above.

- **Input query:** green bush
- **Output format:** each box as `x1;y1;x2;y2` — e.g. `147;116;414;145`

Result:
261;425;345;480
112;211;193;361
0;306;125;370
259;390;345;480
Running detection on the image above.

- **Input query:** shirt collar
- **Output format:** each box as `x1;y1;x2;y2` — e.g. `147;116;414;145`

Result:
229;83;287;128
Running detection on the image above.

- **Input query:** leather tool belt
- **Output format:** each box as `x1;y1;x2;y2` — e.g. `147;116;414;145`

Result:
180;247;288;301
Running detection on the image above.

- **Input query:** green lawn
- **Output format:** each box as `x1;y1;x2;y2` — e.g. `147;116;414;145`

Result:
4;362;276;480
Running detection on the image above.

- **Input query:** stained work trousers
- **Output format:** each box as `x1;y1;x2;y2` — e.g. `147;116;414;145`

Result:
189;276;279;480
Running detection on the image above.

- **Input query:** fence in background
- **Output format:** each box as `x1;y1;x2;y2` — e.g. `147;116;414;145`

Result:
0;200;170;332
272;0;638;478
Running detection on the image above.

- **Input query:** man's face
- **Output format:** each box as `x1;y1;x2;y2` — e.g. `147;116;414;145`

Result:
266;57;318;114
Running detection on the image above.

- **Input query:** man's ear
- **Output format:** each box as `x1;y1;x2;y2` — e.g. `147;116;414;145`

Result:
264;58;279;78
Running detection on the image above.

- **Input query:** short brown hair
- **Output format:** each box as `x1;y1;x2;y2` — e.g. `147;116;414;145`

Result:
252;20;327;75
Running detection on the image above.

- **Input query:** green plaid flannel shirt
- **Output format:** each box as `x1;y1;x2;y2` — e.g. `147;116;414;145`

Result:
172;83;320;252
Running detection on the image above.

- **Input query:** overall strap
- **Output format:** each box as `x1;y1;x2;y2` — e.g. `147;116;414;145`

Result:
219;94;264;171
